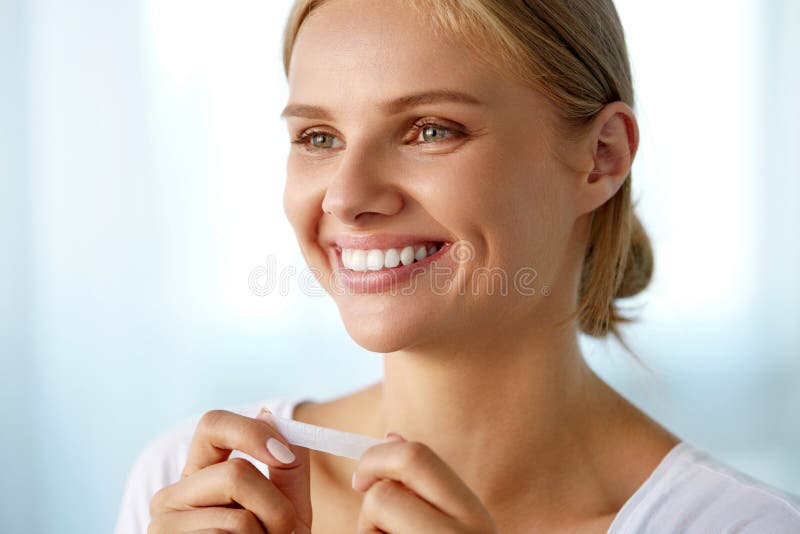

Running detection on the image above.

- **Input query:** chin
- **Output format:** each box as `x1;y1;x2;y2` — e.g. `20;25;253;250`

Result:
334;296;439;354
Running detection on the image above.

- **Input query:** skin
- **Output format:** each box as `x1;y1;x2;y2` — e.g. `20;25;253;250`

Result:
149;0;681;532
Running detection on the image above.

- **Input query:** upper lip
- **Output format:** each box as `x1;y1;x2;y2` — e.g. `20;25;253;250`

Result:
326;234;452;250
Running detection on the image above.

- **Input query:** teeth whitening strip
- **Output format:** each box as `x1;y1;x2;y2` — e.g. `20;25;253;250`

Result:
259;408;386;460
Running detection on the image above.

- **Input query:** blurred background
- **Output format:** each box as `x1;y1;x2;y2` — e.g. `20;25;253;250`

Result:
1;0;798;532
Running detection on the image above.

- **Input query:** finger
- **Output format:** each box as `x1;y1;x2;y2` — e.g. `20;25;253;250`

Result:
255;410;312;533
356;479;458;533
149;507;265;534
180;409;312;533
151;458;296;533
352;440;484;522
182;410;297;478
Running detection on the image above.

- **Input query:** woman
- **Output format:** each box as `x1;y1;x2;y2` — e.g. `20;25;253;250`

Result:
115;0;800;532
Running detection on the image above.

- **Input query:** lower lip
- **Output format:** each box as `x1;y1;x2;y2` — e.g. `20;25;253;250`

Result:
333;243;454;294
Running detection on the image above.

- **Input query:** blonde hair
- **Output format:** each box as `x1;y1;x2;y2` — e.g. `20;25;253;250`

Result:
281;0;654;365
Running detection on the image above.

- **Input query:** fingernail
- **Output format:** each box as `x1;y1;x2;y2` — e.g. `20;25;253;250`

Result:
383;431;406;443
256;409;272;423
351;471;358;490
267;437;296;464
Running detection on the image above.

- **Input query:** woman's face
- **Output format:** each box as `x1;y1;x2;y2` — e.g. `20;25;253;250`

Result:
282;0;587;353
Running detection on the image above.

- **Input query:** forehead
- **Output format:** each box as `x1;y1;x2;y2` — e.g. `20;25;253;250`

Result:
286;0;509;113
283;0;562;140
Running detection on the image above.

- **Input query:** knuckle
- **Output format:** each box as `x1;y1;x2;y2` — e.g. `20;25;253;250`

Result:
223;507;260;532
270;497;297;532
227;456;255;475
197;409;228;433
399;440;430;466
148;485;170;516
363;479;398;511
224;457;256;488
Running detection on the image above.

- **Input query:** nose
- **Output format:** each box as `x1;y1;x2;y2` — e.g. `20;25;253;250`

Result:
321;146;404;224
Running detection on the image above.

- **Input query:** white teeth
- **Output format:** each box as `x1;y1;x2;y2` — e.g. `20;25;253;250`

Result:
341;242;441;272
384;248;400;268
400;246;415;266
350;249;367;271
366;249;384;271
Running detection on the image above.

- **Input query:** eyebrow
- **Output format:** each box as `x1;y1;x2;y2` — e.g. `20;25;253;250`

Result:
279;89;485;120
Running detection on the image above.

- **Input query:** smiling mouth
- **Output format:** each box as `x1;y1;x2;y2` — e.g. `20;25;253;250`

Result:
336;241;448;273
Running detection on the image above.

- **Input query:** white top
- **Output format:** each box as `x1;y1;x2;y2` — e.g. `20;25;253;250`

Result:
113;398;800;533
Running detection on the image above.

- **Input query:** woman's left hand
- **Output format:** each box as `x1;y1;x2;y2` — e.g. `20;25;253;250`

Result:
352;433;498;533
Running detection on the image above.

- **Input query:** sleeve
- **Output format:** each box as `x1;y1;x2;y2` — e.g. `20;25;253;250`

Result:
112;416;198;534
638;463;800;534
736;497;800;534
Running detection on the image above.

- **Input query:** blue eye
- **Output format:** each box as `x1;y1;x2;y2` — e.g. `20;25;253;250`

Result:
291;120;464;151
418;124;453;143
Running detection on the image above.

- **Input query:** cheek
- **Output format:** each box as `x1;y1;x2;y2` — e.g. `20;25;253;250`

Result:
282;178;302;229
454;138;569;266
432;144;515;216
438;139;551;229
283;162;320;233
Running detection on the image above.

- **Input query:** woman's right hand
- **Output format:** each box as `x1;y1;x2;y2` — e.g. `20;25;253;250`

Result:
148;409;311;534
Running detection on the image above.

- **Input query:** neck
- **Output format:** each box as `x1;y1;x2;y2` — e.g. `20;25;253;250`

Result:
368;317;617;513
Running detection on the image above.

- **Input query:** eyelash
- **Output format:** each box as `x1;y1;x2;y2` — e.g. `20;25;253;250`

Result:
290;118;464;151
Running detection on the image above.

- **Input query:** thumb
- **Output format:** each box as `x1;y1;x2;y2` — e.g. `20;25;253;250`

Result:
256;408;313;534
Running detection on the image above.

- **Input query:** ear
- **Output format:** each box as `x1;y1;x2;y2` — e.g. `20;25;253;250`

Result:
574;101;639;217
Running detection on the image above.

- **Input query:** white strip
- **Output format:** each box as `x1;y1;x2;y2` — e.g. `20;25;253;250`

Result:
260;410;385;460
